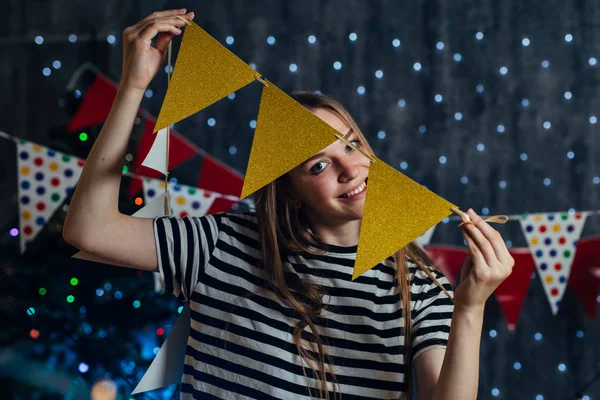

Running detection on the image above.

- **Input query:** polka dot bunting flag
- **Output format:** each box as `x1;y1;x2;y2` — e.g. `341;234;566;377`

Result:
518;212;588;314
142;178;218;218
17;140;84;254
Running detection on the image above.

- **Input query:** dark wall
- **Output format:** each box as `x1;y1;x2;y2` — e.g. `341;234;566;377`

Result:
1;1;599;398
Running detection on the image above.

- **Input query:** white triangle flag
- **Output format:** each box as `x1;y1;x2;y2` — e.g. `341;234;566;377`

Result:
519;212;588;314
17;141;84;253
415;225;437;248
141;127;169;176
132;305;191;395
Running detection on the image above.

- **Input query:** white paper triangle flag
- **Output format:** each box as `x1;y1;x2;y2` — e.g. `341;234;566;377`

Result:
415;225;437;248
131;305;190;394
519;212;588;314
141;127;169;176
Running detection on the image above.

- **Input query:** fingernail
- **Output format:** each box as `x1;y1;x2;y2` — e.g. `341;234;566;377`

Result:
468;208;476;218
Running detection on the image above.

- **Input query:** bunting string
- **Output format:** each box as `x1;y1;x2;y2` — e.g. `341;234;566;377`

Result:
0;130;250;206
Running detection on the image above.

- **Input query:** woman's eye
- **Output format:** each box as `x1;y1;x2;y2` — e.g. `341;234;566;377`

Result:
310;161;328;174
346;139;362;152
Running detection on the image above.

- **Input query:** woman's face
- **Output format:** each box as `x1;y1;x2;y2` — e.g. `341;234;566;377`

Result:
287;108;370;227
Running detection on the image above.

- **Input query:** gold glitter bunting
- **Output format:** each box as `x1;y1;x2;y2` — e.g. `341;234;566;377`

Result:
353;158;457;280
154;22;257;132
240;81;339;199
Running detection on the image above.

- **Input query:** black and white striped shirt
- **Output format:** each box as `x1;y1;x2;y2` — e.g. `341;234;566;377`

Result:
154;212;453;399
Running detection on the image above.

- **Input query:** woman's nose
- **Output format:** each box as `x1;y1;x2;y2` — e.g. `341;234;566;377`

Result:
338;159;359;182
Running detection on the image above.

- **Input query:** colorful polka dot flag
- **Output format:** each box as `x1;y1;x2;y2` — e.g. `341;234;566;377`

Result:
17;140;84;254
142;178;218;218
518;212;588;314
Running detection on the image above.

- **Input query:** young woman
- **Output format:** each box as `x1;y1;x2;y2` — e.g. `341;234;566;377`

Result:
63;9;514;400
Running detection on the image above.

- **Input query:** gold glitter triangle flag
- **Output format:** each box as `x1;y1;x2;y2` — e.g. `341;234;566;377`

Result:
240;81;338;198
154;22;257;132
353;158;456;280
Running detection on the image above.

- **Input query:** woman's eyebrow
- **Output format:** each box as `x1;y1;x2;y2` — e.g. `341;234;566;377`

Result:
304;128;354;164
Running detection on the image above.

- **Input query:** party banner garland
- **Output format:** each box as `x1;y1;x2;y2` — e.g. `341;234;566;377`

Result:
155;20;498;279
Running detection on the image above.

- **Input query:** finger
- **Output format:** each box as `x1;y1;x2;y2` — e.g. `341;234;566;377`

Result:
462;222;498;267
139;22;184;46
467;209;512;263
462;228;487;267
139;9;188;25
125;9;186;38
133;14;192;37
155;32;175;57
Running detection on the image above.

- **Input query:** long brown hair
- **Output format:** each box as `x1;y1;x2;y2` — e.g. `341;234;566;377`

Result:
253;91;452;399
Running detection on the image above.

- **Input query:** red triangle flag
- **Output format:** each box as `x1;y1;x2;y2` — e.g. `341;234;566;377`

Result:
494;249;536;331
569;236;600;319
197;155;244;214
68;75;118;132
426;245;536;331
128;118;198;197
425;245;468;287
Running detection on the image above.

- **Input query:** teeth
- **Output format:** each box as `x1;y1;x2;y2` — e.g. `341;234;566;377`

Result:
342;181;366;198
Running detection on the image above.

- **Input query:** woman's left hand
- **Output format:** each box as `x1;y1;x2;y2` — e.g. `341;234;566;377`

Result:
453;208;515;312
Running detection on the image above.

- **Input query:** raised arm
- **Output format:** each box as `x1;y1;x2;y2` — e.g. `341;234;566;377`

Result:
62;9;194;272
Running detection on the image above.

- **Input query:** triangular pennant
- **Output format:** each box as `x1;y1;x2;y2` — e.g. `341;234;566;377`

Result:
154;22;257;132
141;127;169;175
240;81;339;198
197;155;244;214
354;158;456;279
67;74;118;132
569;236;600;319
425;245;468;287
128;119;197;198
143;179;218;218
519;212;588;314
72;193;169;267
415;225;437;248
17;141;85;253
132;305;191;394
494;249;536;331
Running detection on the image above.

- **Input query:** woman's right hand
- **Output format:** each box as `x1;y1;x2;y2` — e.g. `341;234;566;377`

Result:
120;9;195;92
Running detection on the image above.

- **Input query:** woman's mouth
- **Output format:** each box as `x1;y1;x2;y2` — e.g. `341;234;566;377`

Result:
339;179;367;198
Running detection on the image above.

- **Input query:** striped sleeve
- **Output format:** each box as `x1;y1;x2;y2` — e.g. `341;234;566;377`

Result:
153;214;220;302
410;265;454;361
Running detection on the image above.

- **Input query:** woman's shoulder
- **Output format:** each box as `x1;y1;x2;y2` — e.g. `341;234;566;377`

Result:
218;210;257;226
211;210;259;237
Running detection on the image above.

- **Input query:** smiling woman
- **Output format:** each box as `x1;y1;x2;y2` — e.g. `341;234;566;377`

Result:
242;91;455;399
62;8;512;400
